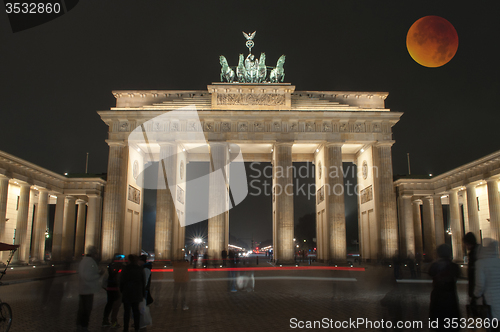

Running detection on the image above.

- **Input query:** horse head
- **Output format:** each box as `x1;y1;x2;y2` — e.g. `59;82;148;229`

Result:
219;55;228;67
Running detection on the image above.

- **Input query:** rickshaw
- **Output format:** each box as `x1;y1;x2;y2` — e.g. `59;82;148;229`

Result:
0;242;19;332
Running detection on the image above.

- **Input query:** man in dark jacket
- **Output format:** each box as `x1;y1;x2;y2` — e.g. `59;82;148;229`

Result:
120;255;145;332
102;253;124;328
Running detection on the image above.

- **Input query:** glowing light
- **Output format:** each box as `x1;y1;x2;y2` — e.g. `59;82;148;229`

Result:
194;238;202;244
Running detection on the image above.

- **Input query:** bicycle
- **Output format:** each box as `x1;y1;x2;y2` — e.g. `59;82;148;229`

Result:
0;242;19;332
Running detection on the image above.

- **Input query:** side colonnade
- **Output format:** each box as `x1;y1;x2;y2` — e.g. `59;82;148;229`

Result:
0;150;105;265
395;150;500;262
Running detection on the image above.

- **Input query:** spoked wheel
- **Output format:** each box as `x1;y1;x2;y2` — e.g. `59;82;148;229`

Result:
0;302;12;332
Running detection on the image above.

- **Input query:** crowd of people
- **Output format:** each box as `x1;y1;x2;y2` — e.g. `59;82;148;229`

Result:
76;234;500;332
76;248;155;332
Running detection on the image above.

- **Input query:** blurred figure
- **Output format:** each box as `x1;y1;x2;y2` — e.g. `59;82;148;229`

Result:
474;238;500;322
392;250;401;279
407;252;417;279
172;255;190;310
193;250;199;267
202;251;208;268
463;232;480;306
221;249;228;267
228;250;237;292
415;251;422;277
102;253;124;328
77;245;104;332
429;244;460;331
120;254;145;332
139;254;153;328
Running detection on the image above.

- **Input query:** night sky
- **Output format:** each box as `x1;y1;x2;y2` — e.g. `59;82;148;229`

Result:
1;1;499;247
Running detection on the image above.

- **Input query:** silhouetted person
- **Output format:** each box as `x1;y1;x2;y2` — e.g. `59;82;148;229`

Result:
193;250;199;267
172;256;190;310
392;250;401;279
120;254;145;332
102;253;123;328
203;252;208;268
407;252;417;279
77;245;103;332
463;232;479;307
429;244;460;331
228;250;237;292
475;238;500;322
139;254;153;328
221;249;228;267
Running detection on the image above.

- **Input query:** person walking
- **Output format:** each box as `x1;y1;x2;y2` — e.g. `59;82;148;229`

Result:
102;253;124;328
172;256;190;310
139;254;153;329
474;239;500;323
120;254;145;332
463;232;480;307
221;249;228;267
429;244;461;331
77;245;104;332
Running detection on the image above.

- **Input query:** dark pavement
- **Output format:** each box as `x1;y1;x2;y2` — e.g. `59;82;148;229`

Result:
0;262;469;331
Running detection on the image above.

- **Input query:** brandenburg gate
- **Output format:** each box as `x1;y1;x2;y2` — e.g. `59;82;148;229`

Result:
98;33;402;263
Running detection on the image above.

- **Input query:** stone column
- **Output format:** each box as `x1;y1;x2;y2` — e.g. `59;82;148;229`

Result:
422;197;437;261
101;141;128;261
0;176;9;263
433;195;445;246
373;142;398;259
13;184;31;264
400;195;414;258
449;189;464;261
74;199;87;259
273;142;294;263
466;184;481;241
31;189;49;262
487;178;500;242
85;194;102;252
61;196;76;261
208;142;230;262
155;143;176;261
324;143;346;262
412;199;424;259
51;194;66;261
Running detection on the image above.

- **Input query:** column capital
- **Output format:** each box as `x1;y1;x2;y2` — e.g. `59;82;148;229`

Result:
324;141;343;148
274;141;294;147
208;141;229;148
432;194;444;201
76;198;88;205
158;141;177;147
374;140;395;148
411;196;422;203
466;182;478;189
0;174;10;180
65;195;77;202
486;176;500;184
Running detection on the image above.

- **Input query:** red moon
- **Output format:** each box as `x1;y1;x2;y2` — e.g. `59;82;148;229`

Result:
406;16;458;68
